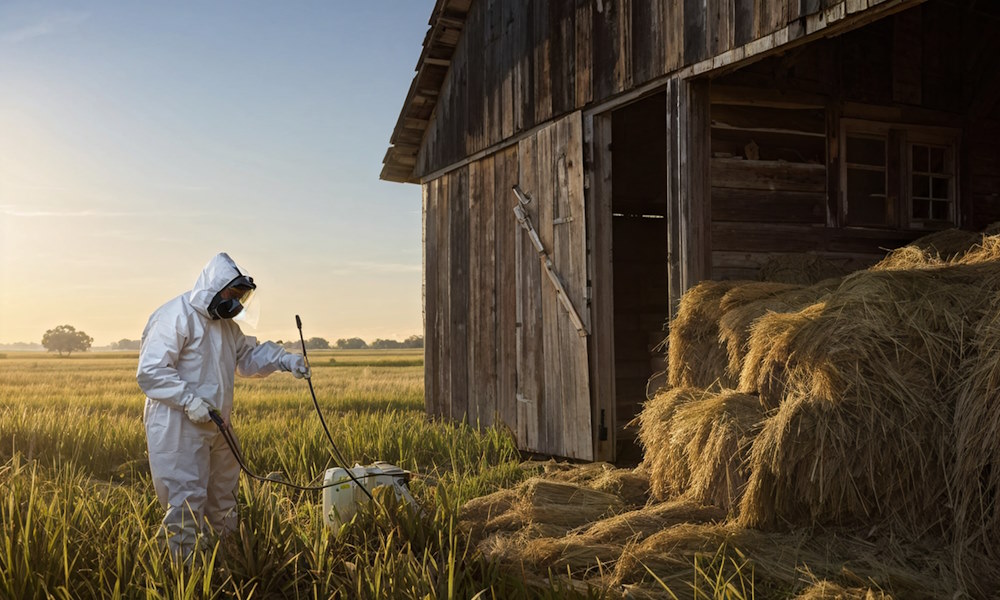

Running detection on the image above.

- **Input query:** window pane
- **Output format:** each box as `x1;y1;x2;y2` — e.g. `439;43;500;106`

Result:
931;200;950;221
912;145;929;173
847;168;888;226
930;147;946;173
932;176;950;199
913;198;930;219
847;136;886;167
913;174;930;198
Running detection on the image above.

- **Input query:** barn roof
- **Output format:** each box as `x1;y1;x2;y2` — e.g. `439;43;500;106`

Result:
380;0;471;184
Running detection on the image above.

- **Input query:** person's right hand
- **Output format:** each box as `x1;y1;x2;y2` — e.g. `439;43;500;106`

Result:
185;397;212;424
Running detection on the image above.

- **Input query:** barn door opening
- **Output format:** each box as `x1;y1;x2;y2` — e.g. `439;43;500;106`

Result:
609;91;670;456
515;111;593;461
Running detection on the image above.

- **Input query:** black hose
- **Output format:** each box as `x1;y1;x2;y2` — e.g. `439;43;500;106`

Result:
295;315;375;501
208;410;369;491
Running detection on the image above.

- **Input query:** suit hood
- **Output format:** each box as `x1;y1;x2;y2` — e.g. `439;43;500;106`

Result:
189;253;252;319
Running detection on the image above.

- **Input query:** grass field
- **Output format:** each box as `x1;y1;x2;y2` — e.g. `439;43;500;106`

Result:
0;349;583;599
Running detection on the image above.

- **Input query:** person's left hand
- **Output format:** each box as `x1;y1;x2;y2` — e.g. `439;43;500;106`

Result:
283;353;311;379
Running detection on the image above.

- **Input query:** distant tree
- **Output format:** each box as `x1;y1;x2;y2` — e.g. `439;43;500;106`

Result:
371;338;403;350
335;337;368;350
112;338;141;351
41;325;93;357
305;337;330;350
401;335;424;349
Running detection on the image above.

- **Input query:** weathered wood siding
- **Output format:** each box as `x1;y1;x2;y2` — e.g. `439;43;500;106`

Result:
414;0;917;179
423;116;598;460
710;2;1000;279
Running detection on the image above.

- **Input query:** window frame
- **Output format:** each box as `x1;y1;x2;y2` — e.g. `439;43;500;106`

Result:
839;118;961;231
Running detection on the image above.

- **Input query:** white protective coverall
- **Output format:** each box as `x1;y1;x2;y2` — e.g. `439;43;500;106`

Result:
137;253;302;558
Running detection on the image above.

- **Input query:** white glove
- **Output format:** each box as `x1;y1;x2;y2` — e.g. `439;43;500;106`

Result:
185;397;212;424
283;353;311;379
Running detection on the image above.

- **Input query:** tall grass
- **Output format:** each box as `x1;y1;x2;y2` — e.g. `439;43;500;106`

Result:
0;352;564;599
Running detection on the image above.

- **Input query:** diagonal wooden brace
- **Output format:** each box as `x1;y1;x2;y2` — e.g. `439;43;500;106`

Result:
512;185;589;337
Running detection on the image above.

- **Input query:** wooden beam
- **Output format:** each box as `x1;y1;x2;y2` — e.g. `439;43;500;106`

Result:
666;77;711;318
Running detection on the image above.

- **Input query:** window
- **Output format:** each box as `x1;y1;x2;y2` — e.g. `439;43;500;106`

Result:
841;120;959;230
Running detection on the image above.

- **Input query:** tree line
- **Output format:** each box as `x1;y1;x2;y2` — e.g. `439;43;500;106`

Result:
38;325;424;355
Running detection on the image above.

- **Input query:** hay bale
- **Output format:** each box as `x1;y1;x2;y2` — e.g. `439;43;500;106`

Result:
539;462;650;508
872;229;981;270
668;280;747;389
759;253;849;285
516;478;623;528
720;279;841;383
738;267;995;535
679;391;765;511
639;388;763;508
953;232;1000;265
738;301;827;409
637;387;714;500
951;295;1000;593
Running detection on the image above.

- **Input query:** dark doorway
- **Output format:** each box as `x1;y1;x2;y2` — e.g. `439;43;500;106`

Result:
610;91;669;451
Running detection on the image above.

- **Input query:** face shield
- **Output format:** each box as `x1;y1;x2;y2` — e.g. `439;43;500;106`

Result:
233;290;261;329
208;275;257;321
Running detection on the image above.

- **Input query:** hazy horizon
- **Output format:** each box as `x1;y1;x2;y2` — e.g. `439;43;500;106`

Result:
0;2;432;347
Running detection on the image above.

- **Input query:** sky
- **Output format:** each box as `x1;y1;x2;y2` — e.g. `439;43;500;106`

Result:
0;1;434;347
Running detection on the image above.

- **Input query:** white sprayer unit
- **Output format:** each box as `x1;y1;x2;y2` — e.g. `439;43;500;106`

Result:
322;461;418;528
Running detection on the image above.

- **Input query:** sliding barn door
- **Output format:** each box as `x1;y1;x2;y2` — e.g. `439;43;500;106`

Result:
515;111;593;460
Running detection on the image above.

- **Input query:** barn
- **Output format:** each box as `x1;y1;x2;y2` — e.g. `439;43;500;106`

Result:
381;0;1000;463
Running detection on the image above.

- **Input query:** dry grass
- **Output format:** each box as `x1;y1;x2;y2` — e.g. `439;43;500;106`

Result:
872;228;981;271
951;294;1000;594
668;280;747;390
539;461;650;507
738;266;999;535
612;523;952;598
738;301;827;409
637;387;715;500
794;581;892;599
720;279;841;383
640;389;764;508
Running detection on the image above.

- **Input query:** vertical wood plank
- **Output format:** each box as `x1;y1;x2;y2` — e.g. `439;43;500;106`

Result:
709;0;734;58
516;134;542;452
501;0;517;139
616;0;633;93
734;0;755;47
468;158;498;427
632;0;666;85
667;78;711;313
592;0;620;102
436;174;452;417
423;181;439;417
449;167;470;422
495;146;520;435
466;1;485;153
484;0;503;148
536;120;561;456
665;0;684;72
512;0;531;133
550;1;576;117
684;0;708;65
533;0;553;125
575;0;593;108
666;81;683;319
562;114;592;460
587;113;617;462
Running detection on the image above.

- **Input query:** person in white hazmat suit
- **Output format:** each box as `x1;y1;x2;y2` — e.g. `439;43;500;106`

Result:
137;252;310;560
